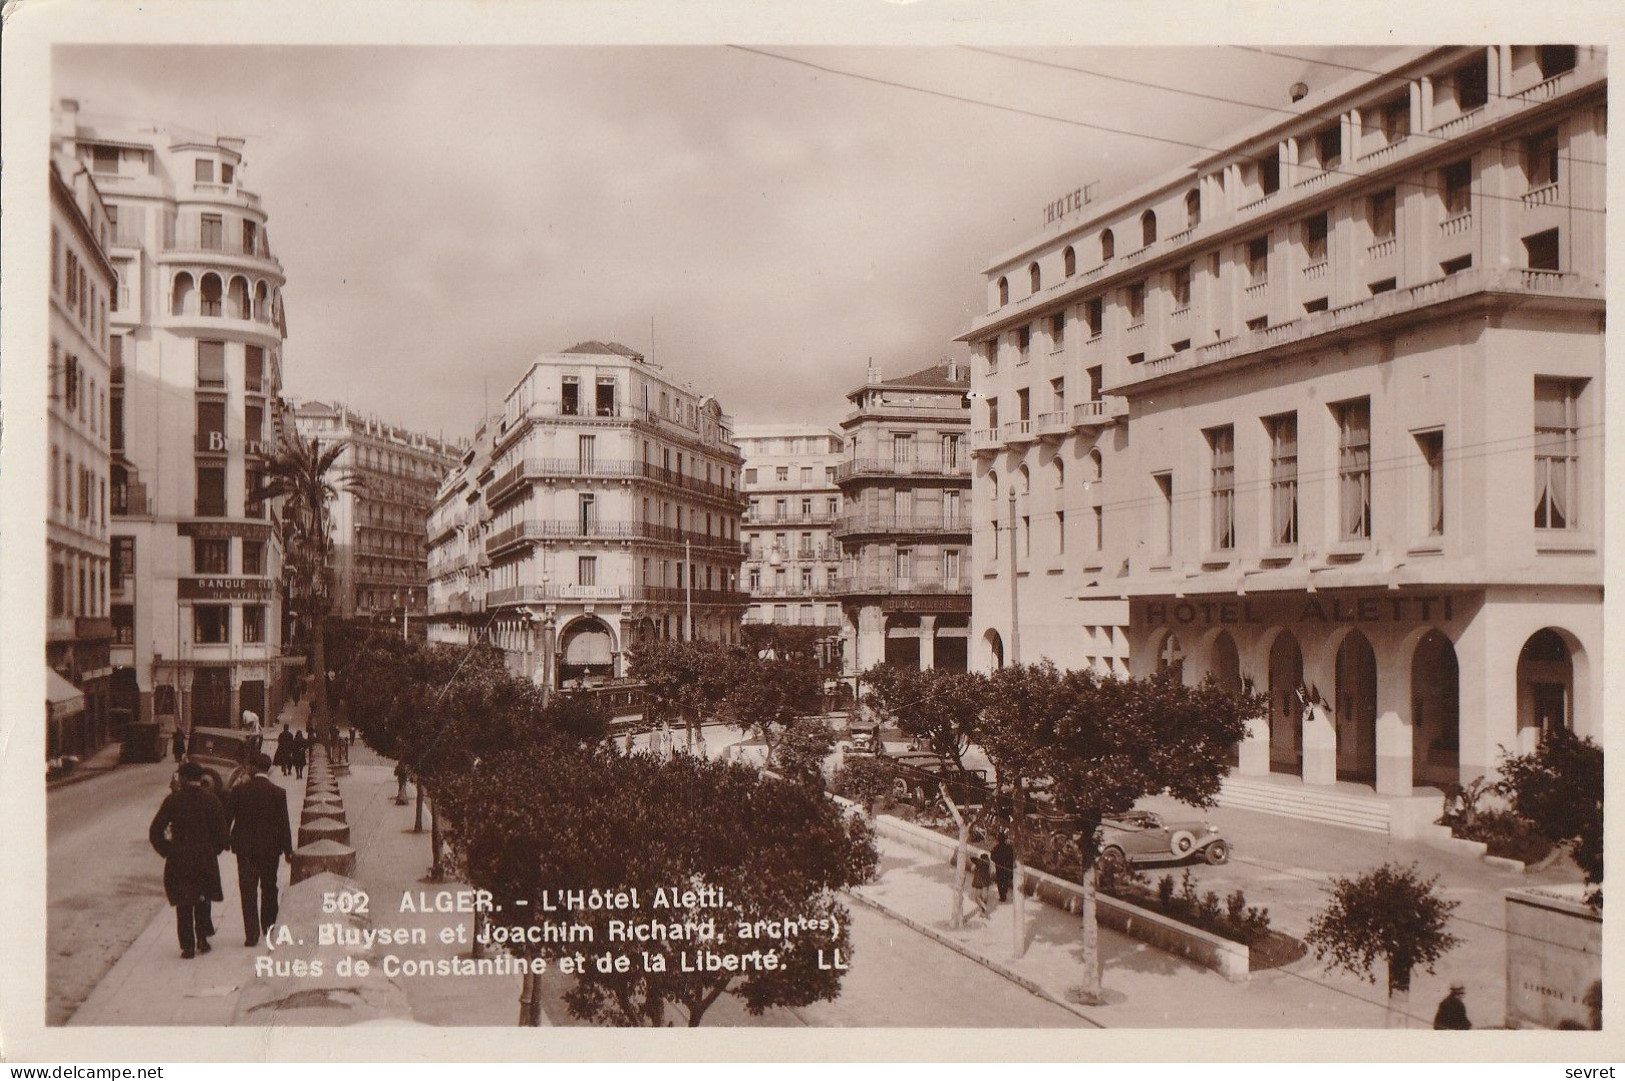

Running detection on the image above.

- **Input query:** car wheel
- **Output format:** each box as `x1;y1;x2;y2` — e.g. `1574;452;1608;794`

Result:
1169;830;1197;858
1098;846;1127;873
1204;840;1231;865
200;770;224;798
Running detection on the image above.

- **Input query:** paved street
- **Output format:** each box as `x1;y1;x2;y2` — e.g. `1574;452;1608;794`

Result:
46;758;176;1025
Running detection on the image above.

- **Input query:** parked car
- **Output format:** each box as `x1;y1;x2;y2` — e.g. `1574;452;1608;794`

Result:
888;751;991;811
844;723;882;755
172;726;262;796
120;719;167;763
1096;810;1230;867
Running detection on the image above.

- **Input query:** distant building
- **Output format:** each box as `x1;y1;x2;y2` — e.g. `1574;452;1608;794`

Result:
290;400;462;629
59;100;299;732
964;46;1604;813
426;342;748;687
47;130;116;758
736;423;846;656
834;359;973;675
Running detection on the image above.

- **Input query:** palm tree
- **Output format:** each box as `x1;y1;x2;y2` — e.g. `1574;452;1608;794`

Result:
252;428;363;726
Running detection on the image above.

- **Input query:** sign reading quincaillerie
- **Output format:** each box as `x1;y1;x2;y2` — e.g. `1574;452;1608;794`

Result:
179;576;275;601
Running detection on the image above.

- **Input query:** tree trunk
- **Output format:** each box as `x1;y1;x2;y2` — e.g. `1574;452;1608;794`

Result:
1010;782;1027;959
1387;964;1412;1028
940;788;969;929
429;796;445;881
413;775;425;833
1078;873;1103;1003
312;619;329;730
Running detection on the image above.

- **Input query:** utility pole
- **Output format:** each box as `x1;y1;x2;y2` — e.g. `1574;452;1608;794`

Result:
684;537;693;641
1007;488;1020;666
1007;485;1026;959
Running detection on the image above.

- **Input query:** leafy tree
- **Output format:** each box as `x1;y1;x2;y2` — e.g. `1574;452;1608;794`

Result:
720;654;824;769
741;623;830;663
860;663;987;770
1305;863;1461;1022
1499;727;1603;903
629;640;742;750
832;755;896;816
252;430;363;726
775;717;836;788
438;746;877;1026
980;662;1260;999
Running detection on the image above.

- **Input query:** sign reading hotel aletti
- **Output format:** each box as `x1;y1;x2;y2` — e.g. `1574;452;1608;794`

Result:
178;576;275;601
1134;592;1458;628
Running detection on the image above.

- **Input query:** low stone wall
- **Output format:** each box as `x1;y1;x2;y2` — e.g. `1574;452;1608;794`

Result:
1505;887;1601;1029
870;813;1250;981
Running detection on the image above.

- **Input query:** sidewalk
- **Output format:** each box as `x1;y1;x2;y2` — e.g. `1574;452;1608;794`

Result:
46;740;126;791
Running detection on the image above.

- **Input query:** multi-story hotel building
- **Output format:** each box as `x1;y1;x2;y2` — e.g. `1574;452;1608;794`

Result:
47;136;116;758
964;46;1604;818
425;342;748;687
736;424;846;640
57;101;299;732
291;400;461;627
835;360;973;675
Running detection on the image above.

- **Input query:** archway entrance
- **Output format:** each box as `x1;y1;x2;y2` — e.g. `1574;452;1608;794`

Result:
1267;632;1303;775
1210;632;1242;766
1516;628;1573;746
559;617;615;687
934;616;969;673
1335;631;1378;784
885;616;922;670
983;629;1005;669
1411;630;1460;787
1157;633;1186;683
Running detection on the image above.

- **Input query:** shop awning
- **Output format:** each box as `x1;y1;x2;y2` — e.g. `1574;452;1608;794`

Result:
47;668;85;722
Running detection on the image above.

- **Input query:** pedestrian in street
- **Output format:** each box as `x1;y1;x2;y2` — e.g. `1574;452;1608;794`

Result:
1434;983;1472;1029
148;761;228;959
170;726;187;764
291;731;307;779
970;853;995;919
990;831;1015;903
242;708;261;736
226;753;294;947
274;724;294;775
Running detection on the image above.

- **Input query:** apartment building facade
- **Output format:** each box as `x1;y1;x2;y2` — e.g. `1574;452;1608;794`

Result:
965;46;1604;798
47;141;117;758
291;400;461;627
836;360;974;675
58;101;299;732
425;342;748;687
736;424;846;639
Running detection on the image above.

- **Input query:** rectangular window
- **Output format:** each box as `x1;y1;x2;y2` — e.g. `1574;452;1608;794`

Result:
242;604;265;643
987;397;999;430
194;538;231;574
1378;95;1410;143
1017;326;1031;357
197;341;226;388
1369;189;1397;240
1415;430;1445;537
1314;125;1341;170
1534;378;1581;530
1441;254;1473;276
579;494;596;533
1539;45;1578;79
1056;511;1066;555
943;549;960;581
194;159;214;183
197;398;226;445
1370;277;1398;295
92;145;120;174
200;214;224;254
1524;229;1560;271
245;467;266;519
1050;312;1065;348
1454;57;1489;110
242;539;265;576
1016;387;1030;421
895;546;913;580
800;466;813;485
111;536;135;589
1153;473;1174;557
1093;505;1104;551
1524;128;1560;189
196;465;226;517
775;466;789;482
1259;150;1280;195
1304;213;1329;263
1335;399;1373;540
193;605;229;644
561;377;580;415
578;434;596;471
244;402;264;446
244;345;264;392
1267;413;1299;546
1171;265;1192;309
1245;236;1269;285
578;556;597;586
1208;426;1236;550
112;604;135;645
1125;282;1146;324
52;563;66;618
596;379;616;416
942;435;960;468
744;468;757;485
1087;365;1103;401
1084;297;1104;337
1443;160;1473;217
748;568;761;590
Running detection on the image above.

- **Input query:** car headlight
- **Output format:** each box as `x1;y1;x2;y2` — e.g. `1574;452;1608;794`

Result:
1207;825;1218;833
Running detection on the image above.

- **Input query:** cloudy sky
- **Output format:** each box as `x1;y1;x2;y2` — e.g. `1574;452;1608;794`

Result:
56;42;1390;438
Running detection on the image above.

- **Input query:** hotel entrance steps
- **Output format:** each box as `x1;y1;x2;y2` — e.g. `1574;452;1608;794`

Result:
1216;773;1395;833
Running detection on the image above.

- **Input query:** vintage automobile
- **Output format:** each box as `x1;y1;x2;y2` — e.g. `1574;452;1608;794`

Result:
844;722;882;756
888;751;992;811
173;726;262;796
1096;810;1230;867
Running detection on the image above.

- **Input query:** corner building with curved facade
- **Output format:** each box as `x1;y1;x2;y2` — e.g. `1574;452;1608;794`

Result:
964;46;1604;820
57;101;298;733
425;342;748;687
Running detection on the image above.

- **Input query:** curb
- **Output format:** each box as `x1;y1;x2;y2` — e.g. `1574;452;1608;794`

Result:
845;887;1105;1028
47;760;127;792
1484;854;1527;873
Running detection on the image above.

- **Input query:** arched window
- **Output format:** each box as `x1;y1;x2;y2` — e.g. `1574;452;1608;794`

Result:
997;277;1009;306
1088;448;1104;483
1141;210;1158;247
1101;229;1115;261
227;275;250;320
987;471;1000;504
1017;464;1031;497
1186;188;1201;228
1029;262;1042;294
171;272;195;316
200;273;223;317
1063;246;1076;276
1053;457;1065;489
253;281;268;321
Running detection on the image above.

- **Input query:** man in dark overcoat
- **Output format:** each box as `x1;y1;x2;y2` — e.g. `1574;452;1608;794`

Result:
274;724;294;776
170;727;187;763
148;761;228;958
226;752;294;946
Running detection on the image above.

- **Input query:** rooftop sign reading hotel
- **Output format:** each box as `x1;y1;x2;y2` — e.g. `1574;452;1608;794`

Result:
1043;182;1098;226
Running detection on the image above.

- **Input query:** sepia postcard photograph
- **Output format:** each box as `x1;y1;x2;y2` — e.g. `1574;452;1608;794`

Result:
0;0;1617;1064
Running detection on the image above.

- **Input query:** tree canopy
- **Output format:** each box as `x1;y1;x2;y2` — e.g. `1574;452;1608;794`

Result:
861;663;987;769
1305;863;1461;997
1499;727;1603;902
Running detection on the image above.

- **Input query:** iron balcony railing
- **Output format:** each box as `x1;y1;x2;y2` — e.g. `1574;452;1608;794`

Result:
484;518;750;558
830;575;971;596
832;513;972;538
834;455;969;481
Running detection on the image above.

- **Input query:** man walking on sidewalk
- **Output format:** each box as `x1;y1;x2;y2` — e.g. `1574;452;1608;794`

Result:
148;761;228;959
226;753;294;946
